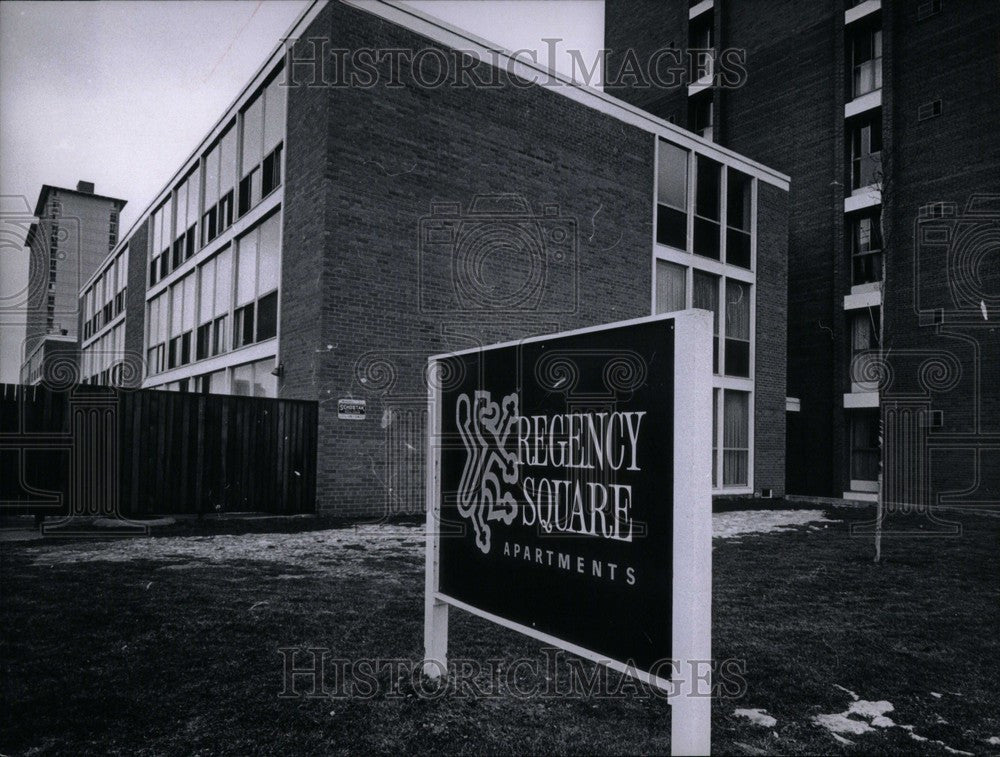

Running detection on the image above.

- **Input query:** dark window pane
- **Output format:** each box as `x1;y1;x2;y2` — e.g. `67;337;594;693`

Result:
180;332;191;365
695;156;721;221
185;226;197;260
196;323;211;360
262;145;282;196
725;339;750;377
256;290;277;341
693;217;721;259
657;204;687;250
727;228;751;268
172;238;183;269
168;337;179;369
238;174;252;217
159;252;169;278
727;170;751;231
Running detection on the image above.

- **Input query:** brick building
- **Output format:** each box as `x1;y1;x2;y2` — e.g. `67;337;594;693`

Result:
19;182;126;385
68;0;789;515
605;0;1000;507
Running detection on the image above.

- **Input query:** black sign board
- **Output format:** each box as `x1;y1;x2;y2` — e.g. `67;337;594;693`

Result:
435;317;677;674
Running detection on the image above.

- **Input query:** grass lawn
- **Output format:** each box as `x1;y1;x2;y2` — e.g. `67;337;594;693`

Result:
1;507;998;755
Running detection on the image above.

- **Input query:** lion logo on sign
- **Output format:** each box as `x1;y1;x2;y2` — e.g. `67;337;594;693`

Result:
455;391;520;554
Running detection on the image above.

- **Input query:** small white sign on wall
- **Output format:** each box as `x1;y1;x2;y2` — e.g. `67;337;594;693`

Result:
338;399;366;420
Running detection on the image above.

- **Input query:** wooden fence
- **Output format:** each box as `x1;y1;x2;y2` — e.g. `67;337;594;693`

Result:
0;383;317;516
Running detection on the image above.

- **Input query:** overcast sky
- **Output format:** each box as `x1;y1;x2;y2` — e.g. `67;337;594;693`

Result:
0;0;604;381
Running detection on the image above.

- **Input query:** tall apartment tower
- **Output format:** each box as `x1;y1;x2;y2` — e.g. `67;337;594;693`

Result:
605;0;1000;506
19;182;126;385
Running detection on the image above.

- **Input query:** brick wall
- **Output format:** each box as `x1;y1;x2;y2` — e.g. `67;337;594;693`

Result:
281;1;788;515
755;182;789;496
881;0;1000;509
123;222;149;388
719;1;847;497
604;0;689;124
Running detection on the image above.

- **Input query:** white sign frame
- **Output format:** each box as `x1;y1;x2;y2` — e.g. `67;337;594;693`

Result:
424;310;713;755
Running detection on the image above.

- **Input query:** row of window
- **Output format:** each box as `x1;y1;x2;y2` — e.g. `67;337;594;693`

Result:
146;212;281;376
657;141;753;268
156;357;277;398
82;246;129;341
80;322;125;385
148;67;285;287
846;11;885;287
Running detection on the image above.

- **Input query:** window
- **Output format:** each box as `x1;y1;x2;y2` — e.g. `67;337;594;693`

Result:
850;411;880;482
722;391;749;486
198;370;228;395
688;16;714;83
917;99;942;122
174;167;200;261
726;170;752;269
917;0;942;21
256;291;278;341
149;201;172;283
655;260;687;314
656;141;689;250
233;303;255;349
232;358;277;398
851;212;883;285
232;213;280;348
232;362;254;397
850;26;882;98
201;124;237;246
261;144;283;197
693;270;720;373
197;323;211;361
239;71;285;217
849;115;882;190
724;279;751;377
693;156;722;259
213;246;232;355
850;308;880;391
196;255;216;360
689;91;713;140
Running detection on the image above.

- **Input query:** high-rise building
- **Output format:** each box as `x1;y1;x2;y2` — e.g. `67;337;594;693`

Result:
605;0;1000;506
19;181;126;385
72;0;791;515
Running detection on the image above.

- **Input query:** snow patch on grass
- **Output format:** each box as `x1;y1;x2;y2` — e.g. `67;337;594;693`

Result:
714;510;836;540
734;708;777;728
814;688;974;755
22;524;425;580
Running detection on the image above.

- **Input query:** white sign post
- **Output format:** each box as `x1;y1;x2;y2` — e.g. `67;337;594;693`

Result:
424;310;713;755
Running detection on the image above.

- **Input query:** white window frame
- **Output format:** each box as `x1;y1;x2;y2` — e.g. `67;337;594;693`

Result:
651;137;757;493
